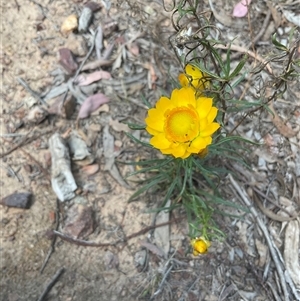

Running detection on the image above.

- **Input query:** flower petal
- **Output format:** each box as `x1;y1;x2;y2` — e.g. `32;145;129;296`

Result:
200;122;220;137
171;87;196;108
189;135;212;152
145;109;165;132
145;126;160;136
150;133;171;149
196;97;213;119
156;96;174;112
207;107;218;123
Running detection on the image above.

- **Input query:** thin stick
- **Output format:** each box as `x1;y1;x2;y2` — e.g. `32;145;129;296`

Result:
73;29;98;82
37;267;65;301
17;77;48;106
49;218;182;248
40;199;60;274
228;174;290;301
0;129;53;158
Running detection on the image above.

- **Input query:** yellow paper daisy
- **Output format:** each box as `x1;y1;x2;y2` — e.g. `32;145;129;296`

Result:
178;64;209;91
191;236;211;255
145;87;220;159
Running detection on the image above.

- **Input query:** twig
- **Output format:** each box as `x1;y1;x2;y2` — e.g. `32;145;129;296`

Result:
0;163;21;182
49;218;182;247
228;174;290;301
17;77;48;107
40;198;60;274
73;29;98;82
215;44;273;74
248;10;271;49
150;263;174;300
0;129;53;158
37;267;65;301
19;148;51;181
251;188;298;222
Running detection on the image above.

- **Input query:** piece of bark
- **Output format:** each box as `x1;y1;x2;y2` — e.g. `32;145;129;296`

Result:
153;199;170;257
63;203;94;239
78;6;93;33
67;131;95;165
49;133;77;202
0;192;32;209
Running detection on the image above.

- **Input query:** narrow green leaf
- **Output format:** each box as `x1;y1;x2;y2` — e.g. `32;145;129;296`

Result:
126;132;153;148
229;54;248;78
126;122;146;130
128;175;166;202
271;33;288;51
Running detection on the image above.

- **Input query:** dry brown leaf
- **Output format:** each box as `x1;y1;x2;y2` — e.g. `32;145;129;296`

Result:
76;71;112;86
138;240;165;258
77;93;110;119
266;1;282;28
81;164;99;175
109;118;129;132
58;48;78;74
269;103;297;138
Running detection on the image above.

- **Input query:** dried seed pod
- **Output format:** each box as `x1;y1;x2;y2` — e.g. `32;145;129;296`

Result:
61;14;78;35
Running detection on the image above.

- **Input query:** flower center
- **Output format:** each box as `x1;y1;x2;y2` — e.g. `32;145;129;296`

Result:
164;106;199;142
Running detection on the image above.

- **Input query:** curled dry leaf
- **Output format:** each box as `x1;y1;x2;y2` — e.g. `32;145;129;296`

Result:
81;163;99;175
232;0;252;18
76;70;111;86
109;118;129;132
58;48;78;74
77;93;110;119
138;240;165;258
269;103;297;138
61;14;78;35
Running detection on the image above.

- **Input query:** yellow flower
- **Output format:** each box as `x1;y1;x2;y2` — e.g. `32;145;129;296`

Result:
145;87;220;159
178;64;209;91
191;236;211;255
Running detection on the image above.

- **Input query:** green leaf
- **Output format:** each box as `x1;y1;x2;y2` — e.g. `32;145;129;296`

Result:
272;33;288;52
141;94;152;108
229;54;248;79
126;122;146;130
128;174;166;202
126;132;153;148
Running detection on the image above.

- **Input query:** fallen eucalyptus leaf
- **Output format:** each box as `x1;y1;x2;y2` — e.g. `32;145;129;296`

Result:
232;0;252;18
58;48;78;74
81;163;99;175
109;118;129;132
76;70;111;86
77;93;110;119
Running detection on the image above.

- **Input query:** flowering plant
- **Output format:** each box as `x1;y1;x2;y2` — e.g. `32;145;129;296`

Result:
145;86;220;159
125;0;299;257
